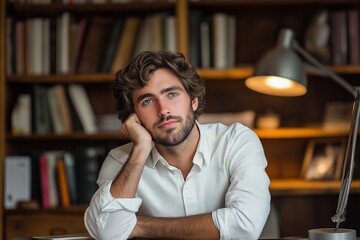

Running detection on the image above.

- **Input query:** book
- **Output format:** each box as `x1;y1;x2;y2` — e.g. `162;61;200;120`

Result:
347;9;360;65
11;94;31;135
330;10;348;65
49;17;57;74
38;154;50;208
226;14;236;68
71;18;90;73
56;12;70;74
111;16;141;72
53;85;73;133
133;13;164;57
27;17;44;75
164;15;177;53
42;18;50;75
213;13;228;69
6;17;15;75
64;85;83;132
77;16;113;73
33;85;52;134
43;151;61;208
63;152;77;204
15;19;26;75
47;86;65;134
76;147;104;204
68;84;97;133
189;9;202;68
4;156;31;209
200;20;211;68
98;17;124;72
57;158;71;207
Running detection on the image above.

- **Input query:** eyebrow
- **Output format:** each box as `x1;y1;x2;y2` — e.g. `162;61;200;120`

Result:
136;86;184;104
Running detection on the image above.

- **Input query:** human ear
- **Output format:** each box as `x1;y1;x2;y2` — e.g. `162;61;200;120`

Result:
192;97;199;111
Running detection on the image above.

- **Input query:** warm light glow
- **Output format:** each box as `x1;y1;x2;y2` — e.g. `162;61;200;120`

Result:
265;77;293;89
245;75;307;97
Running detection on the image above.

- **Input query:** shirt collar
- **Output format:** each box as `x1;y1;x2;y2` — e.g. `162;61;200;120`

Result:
149;121;211;169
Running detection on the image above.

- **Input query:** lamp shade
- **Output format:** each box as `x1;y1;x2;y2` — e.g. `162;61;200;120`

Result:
245;28;307;96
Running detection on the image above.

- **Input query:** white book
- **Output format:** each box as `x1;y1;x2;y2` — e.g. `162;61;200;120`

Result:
42;18;50;75
213;13;228;69
43;151;61;208
57;12;70;74
165;15;177;53
68;84;97;133
5;156;31;209
11;94;31;135
30;18;44;75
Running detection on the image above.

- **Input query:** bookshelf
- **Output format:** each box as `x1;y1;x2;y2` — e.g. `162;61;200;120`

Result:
1;0;360;239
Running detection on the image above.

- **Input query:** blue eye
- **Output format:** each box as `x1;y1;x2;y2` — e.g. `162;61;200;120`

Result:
169;92;178;98
142;99;154;106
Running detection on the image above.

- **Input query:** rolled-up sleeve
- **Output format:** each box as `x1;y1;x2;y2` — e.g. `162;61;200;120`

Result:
212;128;271;240
84;180;142;240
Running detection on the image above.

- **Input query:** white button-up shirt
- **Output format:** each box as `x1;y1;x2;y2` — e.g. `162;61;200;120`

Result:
84;122;271;240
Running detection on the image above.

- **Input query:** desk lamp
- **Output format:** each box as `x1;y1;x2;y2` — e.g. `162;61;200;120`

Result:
245;28;358;240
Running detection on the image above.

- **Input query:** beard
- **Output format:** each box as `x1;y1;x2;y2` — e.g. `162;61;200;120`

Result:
151;107;196;147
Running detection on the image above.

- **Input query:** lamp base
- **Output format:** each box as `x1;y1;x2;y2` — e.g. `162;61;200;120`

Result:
309;228;356;240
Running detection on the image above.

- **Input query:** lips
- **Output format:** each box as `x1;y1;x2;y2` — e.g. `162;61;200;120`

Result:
158;120;178;129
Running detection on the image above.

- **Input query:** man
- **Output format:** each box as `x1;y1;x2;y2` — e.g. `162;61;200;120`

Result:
84;51;270;239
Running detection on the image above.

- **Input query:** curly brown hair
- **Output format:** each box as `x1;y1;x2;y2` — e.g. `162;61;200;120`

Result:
113;51;206;122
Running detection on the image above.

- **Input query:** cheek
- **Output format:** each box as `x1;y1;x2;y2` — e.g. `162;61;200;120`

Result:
135;107;156;125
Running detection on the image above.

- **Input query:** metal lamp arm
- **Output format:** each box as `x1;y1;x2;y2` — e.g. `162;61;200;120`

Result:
332;91;360;228
293;41;356;97
292;39;359;229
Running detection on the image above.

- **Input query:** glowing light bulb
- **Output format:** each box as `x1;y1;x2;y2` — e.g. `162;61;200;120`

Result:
265;77;293;89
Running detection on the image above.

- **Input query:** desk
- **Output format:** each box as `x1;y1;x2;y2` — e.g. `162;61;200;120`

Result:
15;237;360;240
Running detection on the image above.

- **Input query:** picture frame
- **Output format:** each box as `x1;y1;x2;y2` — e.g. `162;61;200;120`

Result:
301;138;346;180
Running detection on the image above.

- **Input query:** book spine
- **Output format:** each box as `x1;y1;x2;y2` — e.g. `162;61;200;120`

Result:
39;154;50;208
57;158;71;207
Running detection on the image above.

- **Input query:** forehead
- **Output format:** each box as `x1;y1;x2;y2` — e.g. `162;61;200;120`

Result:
134;68;185;96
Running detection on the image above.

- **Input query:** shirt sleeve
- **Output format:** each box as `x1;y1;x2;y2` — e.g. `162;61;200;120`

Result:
84;146;143;240
212;126;271;240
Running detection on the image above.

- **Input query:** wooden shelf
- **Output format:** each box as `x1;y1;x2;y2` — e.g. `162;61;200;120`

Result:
6;132;127;141
270;179;360;196
6;127;349;141
5;205;87;215
189;0;360;7
7;65;360;83
254;128;349;139
7;74;115;83
9;1;176;16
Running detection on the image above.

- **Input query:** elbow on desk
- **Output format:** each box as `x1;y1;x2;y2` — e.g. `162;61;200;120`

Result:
84;207;137;240
212;206;270;240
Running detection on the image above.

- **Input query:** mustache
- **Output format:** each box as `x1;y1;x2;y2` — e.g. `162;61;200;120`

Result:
154;115;182;127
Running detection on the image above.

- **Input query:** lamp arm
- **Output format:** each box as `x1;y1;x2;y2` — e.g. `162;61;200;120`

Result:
293;39;360;229
293;41;356;98
332;91;360;228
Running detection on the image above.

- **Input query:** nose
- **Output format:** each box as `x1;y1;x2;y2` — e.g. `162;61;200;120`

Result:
157;99;170;117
